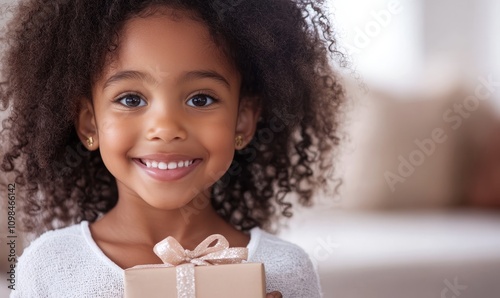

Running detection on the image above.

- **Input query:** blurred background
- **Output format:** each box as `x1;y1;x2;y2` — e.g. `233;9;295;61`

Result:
1;0;500;297
279;0;500;298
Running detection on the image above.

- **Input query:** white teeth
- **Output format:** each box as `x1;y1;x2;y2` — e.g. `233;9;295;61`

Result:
143;159;196;170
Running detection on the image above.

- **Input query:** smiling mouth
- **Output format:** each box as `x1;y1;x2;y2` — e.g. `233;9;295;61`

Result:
137;158;201;170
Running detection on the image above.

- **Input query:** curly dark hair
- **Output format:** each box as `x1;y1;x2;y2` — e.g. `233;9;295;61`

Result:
0;0;345;235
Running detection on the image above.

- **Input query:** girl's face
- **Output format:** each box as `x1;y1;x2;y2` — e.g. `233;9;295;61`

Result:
77;8;260;210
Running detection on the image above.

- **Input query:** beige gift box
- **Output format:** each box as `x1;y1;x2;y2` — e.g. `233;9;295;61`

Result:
124;262;266;298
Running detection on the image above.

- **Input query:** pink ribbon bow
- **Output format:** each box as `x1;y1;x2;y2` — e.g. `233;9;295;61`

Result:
150;234;248;298
153;234;248;266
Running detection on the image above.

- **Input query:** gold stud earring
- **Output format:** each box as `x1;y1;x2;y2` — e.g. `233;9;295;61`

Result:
235;135;244;149
86;136;94;147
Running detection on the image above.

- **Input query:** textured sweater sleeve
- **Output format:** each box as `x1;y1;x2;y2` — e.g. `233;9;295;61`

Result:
9;224;124;298
10;233;55;297
266;243;322;298
9;252;40;297
248;229;323;298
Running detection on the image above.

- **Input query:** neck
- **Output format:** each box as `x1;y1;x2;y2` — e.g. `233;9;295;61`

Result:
95;188;230;249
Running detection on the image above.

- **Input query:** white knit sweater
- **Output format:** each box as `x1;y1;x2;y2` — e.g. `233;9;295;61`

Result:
11;221;322;297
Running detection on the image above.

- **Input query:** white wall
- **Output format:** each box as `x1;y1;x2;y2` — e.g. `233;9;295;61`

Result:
486;0;500;105
330;0;500;106
329;0;424;90
491;1;500;76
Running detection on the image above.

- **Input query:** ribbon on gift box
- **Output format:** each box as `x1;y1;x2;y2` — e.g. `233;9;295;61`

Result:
133;234;248;298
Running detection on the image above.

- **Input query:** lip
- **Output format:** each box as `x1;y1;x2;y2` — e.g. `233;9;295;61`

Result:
133;154;203;182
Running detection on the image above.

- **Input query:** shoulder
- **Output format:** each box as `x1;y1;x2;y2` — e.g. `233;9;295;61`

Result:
248;228;322;298
249;228;311;266
12;221;123;297
11;221;123;298
12;222;90;296
19;222;86;264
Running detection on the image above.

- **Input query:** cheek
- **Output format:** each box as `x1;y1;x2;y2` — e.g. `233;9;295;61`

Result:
201;113;235;143
211;131;234;156
98;115;137;151
200;118;236;168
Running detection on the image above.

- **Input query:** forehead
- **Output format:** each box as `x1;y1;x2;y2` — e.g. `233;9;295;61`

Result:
99;7;239;84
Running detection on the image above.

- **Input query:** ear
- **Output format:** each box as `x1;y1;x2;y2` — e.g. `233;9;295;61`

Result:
235;97;262;149
75;97;99;151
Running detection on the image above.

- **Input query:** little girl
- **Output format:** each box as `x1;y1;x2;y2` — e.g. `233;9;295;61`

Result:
1;0;344;297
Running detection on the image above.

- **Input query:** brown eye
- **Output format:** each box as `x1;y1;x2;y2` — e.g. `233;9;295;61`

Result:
117;94;146;107
187;94;216;107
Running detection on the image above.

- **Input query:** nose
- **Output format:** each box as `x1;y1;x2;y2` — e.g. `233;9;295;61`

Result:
145;103;188;142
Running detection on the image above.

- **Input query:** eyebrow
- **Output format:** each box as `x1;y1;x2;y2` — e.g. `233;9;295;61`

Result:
102;69;231;90
103;70;156;90
183;70;230;89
